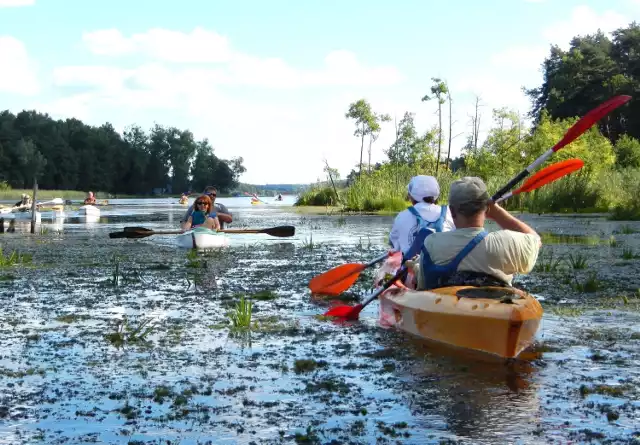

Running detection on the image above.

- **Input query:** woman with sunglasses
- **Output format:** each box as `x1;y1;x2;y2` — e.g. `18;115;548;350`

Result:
181;195;220;231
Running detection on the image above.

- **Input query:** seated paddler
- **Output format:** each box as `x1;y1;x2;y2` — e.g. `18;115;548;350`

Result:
414;176;542;290
181;195;220;231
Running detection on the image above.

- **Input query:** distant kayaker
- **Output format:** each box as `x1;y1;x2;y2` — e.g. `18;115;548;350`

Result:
389;175;455;254
13;194;32;211
181;195;220;231
414;177;542;290
182;186;233;229
84;191;97;205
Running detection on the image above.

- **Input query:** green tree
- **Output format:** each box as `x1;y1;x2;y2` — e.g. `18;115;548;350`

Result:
526;25;638;143
422;78;448;175
614;134;640;168
345;99;376;177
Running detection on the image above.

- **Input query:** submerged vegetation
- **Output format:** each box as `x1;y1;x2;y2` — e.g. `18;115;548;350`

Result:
0;201;639;443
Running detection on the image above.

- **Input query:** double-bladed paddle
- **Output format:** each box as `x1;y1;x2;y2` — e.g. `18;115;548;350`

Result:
109;225;295;239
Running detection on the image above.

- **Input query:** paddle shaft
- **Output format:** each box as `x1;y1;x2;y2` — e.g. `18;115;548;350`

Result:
491;149;554;202
358;266;409;311
366;253;388;268
220;229;268;234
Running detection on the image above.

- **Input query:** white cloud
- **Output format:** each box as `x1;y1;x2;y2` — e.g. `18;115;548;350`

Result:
0;36;39;95
40;27;405;182
82;27;232;63
0;0;33;7
79;27;403;88
542;5;629;49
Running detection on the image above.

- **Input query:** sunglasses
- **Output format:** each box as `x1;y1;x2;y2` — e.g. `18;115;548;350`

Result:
196;201;208;205
207;193;217;197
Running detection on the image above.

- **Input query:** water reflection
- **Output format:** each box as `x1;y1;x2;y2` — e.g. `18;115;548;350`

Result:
375;330;541;442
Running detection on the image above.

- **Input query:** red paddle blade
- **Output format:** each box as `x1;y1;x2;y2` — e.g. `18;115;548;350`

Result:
515;159;585;194
308;263;366;295
323;303;363;320
552;95;631;152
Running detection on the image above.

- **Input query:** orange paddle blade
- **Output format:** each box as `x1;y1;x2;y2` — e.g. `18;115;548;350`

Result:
324;303;363;319
514;159;585;195
308;263;366;295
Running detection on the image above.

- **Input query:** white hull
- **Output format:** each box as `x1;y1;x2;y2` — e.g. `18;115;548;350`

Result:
3;211;41;223
176;228;229;249
79;205;101;217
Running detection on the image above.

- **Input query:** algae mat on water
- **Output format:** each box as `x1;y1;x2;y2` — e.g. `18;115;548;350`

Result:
0;210;639;444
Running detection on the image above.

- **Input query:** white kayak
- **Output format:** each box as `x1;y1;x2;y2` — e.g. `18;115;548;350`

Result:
78;205;101;217
4;211;41;222
175;227;229;249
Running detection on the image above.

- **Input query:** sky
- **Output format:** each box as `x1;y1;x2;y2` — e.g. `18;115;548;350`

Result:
1;0;638;184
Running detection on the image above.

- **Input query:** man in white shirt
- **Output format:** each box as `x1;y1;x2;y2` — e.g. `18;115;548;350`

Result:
416;176;542;289
388;175;455;254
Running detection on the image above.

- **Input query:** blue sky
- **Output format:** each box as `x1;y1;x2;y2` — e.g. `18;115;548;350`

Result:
1;0;638;184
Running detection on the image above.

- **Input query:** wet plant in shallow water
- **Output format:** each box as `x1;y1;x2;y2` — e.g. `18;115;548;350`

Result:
302;234;317;250
621;247;635;260
574;271;602;293
226;296;253;330
566;252;588;270
186;249;204;268
534;249;564;273
357;235;373;251
615;224;639;235
110;253;120;286
0;247;32;267
105;315;157;348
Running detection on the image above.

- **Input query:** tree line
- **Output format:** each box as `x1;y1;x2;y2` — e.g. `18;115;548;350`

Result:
0;110;246;195
304;22;640;218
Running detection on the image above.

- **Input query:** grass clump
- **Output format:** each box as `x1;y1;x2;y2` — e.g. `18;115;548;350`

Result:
226;296;253;330
105;316;156;348
0;248;32;268
294;359;329;374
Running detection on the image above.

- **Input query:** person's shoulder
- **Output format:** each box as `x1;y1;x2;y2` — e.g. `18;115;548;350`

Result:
488;229;540;243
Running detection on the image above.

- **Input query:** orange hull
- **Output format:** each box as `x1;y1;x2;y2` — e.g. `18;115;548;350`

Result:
379;286;543;358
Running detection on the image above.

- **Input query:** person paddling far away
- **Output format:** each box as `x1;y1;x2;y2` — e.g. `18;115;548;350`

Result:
182;186;233;229
181;195;220;231
14;194;32;211
84;191;97;205
413;176;542;290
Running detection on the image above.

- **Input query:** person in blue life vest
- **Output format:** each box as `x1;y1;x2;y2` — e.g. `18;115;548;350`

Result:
413;176;542;290
182;186;233;229
181;195;220;231
388;175;456;255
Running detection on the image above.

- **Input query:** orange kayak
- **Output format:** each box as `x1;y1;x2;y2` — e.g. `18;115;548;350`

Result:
379;285;543;358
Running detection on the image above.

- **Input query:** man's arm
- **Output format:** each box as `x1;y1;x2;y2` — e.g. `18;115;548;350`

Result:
182;204;194;223
215;203;233;224
486;202;541;247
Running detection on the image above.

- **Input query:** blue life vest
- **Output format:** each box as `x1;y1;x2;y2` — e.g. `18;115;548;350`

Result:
420;231;488;290
402;205;448;261
191;210;217;227
191;210;207;227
